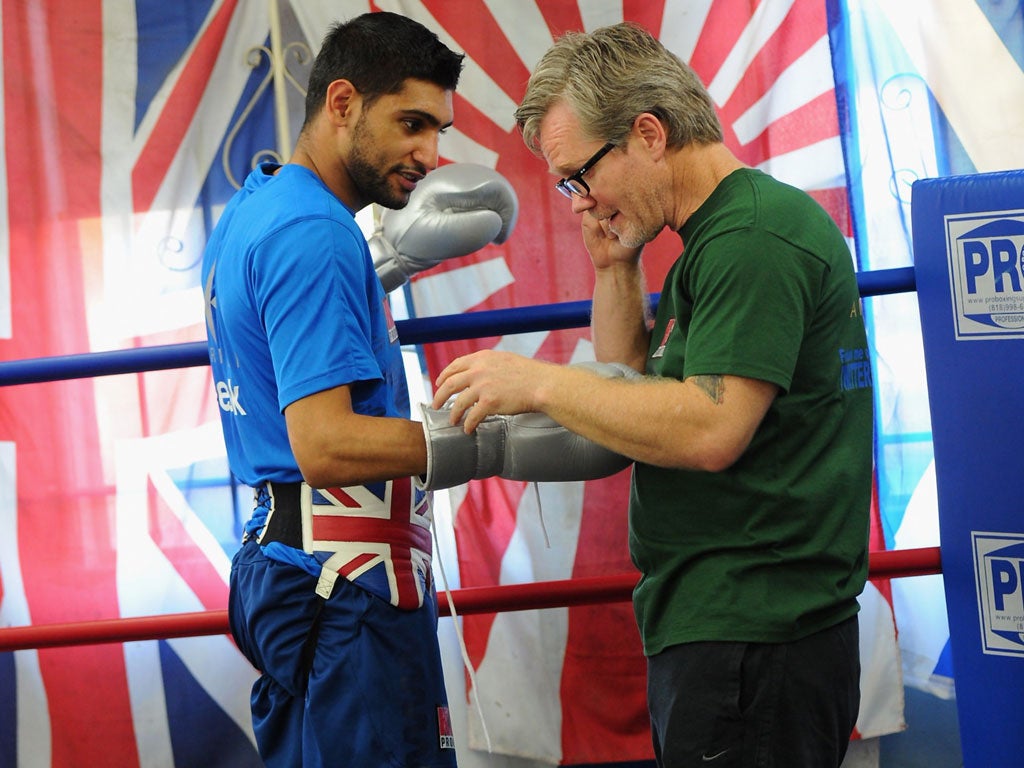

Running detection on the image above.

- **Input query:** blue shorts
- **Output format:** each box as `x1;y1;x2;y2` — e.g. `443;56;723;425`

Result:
228;539;457;768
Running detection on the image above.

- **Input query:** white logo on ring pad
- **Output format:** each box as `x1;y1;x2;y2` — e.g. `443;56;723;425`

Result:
972;531;1024;657
944;210;1024;340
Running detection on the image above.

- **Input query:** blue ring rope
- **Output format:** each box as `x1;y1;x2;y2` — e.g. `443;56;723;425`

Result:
0;266;914;386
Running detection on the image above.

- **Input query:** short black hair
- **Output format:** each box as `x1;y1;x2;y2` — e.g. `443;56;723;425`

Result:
303;11;465;127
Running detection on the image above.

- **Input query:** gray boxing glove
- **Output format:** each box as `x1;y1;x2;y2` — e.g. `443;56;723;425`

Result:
418;361;639;491
370;163;519;293
418;405;504;491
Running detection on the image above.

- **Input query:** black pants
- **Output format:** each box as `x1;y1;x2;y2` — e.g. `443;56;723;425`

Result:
647;615;860;768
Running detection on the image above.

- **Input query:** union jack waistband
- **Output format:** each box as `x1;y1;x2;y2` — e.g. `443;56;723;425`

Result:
256;479;433;611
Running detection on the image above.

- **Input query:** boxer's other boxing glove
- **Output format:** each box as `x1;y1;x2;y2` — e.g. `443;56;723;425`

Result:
371;163;519;293
417;361;638;491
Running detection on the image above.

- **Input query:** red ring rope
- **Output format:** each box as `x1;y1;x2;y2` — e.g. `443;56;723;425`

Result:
0;546;940;652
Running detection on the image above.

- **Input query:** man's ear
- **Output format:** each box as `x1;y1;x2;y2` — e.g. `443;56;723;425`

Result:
634;112;667;161
324;79;359;126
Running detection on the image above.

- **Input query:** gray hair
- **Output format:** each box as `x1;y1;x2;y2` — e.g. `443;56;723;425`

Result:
514;23;722;153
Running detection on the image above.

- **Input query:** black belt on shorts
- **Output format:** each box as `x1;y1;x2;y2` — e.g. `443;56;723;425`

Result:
257;481;304;548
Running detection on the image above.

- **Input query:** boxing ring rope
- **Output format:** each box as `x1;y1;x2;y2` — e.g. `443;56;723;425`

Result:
0;264;933;653
0;547;940;652
0;267;915;387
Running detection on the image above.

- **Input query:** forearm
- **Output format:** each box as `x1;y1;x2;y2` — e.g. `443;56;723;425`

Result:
299;414;427;488
591;262;651;371
285;389;427;488
535;368;695;466
535;368;770;471
431;350;774;471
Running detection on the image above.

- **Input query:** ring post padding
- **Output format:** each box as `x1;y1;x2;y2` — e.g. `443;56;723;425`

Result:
911;169;1024;768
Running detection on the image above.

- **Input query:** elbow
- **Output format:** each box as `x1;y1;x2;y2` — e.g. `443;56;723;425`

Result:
693;449;741;474
673;435;748;473
298;460;333;490
293;444;340;489
685;420;755;472
291;432;365;489
297;451;383;489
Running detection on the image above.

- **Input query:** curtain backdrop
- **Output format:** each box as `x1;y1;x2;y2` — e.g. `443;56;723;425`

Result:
828;0;1024;700
2;1;1020;766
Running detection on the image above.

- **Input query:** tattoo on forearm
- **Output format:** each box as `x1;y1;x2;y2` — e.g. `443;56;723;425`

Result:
692;375;725;404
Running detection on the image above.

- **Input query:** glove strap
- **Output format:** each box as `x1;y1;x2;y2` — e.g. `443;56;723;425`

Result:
419;406;507;490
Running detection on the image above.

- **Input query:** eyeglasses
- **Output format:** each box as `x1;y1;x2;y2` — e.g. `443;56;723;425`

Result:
554;142;615;200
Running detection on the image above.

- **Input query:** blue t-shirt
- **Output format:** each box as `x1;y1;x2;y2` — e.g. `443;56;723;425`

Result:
201;163;409;487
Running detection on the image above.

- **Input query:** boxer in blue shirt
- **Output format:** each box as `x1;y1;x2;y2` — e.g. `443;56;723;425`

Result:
203;12;629;768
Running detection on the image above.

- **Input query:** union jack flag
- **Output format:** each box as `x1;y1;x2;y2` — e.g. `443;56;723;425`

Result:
305;481;433;610
0;1;282;765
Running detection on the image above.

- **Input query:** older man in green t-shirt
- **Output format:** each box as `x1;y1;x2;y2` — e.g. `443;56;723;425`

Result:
431;22;872;768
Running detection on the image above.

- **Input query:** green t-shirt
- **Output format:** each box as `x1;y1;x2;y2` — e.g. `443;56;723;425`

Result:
630;168;873;655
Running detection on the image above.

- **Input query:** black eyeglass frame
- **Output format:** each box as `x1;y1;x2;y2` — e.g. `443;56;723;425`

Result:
554;142;615;199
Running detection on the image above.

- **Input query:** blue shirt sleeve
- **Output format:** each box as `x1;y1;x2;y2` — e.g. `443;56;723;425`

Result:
251;215;384;412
